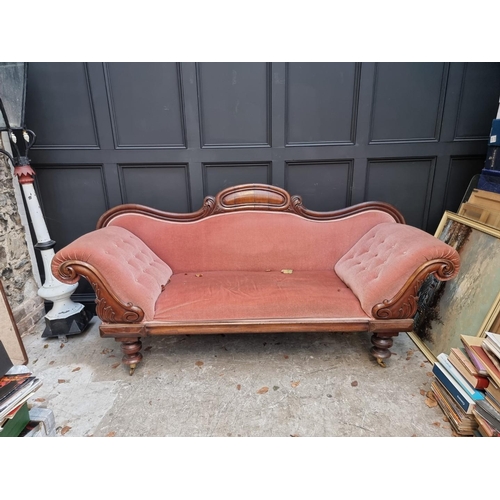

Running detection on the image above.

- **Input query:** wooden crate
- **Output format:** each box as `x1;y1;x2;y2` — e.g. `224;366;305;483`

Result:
458;189;500;230
467;188;500;211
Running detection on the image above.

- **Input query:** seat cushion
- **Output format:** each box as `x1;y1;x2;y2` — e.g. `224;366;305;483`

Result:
154;271;369;322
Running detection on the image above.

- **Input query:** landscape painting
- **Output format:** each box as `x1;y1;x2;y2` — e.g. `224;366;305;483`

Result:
409;211;500;362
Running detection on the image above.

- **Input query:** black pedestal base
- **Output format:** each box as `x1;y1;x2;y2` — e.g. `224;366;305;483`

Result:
41;307;93;339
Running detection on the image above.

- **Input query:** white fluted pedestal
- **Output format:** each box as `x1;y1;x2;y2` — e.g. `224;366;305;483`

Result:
16;169;92;339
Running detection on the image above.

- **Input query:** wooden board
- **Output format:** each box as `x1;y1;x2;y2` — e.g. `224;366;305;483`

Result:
458;188;500;231
459;201;500;230
0;280;28;365
467;188;500;212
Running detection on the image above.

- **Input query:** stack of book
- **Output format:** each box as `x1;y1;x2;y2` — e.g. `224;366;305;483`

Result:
0;341;42;437
431;331;500;437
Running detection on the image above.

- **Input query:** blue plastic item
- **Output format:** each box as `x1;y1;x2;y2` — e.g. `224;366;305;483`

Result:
478;168;500;194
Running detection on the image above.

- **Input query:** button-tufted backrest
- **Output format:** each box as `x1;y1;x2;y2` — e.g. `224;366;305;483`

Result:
52;226;173;321
105;210;398;272
334;222;460;317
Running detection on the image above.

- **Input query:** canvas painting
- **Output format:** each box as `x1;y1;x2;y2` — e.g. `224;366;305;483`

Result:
409;211;500;362
0;280;28;365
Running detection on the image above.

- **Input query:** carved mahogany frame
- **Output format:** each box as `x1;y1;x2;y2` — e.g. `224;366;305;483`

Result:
98;318;416;338
97;183;406;228
371;258;458;320
57;261;145;324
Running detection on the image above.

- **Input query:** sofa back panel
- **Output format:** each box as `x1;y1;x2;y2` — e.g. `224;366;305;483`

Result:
52;226;173;321
106;210;397;272
335;222;461;317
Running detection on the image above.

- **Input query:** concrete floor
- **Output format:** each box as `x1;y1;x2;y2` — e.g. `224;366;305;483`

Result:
20;316;454;437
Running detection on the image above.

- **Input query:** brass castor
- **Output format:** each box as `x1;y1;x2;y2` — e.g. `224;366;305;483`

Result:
370;332;396;368
116;337;143;376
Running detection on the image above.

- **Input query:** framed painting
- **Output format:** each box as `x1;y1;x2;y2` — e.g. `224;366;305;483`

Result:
408;211;500;363
0;279;28;365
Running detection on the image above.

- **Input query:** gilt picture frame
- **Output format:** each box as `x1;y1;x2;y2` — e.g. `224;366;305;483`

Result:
0;279;28;365
408;211;500;363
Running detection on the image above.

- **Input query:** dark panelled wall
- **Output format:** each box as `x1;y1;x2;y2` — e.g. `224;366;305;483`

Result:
24;62;500;303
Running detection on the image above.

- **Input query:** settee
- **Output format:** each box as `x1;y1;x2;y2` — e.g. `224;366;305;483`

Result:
52;184;460;374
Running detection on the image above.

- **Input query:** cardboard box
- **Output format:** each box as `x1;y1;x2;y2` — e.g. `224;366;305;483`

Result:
485;146;500;171
490;119;500;146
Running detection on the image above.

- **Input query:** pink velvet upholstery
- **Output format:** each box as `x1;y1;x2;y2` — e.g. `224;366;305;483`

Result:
51;205;460;328
154;271;369;322
106;210;397;272
334;223;461;317
51;226;173;320
48;188;465;372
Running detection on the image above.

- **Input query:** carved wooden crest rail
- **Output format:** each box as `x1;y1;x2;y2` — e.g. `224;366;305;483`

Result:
97;184;406;227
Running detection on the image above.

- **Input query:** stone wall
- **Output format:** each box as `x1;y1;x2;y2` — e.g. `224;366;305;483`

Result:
0;151;44;336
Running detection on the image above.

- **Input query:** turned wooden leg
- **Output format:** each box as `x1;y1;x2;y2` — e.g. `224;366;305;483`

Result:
370;332;398;367
116;337;143;375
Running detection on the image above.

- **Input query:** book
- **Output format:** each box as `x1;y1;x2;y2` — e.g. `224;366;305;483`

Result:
0;380;18;401
0;374;34;403
436;353;485;400
485;331;500;351
474;398;500;431
432;361;476;414
461;335;500;387
473;410;500;437
482;339;500;370
485;378;500;403
0;376;42;425
449;348;489;390
450;347;482;376
0;402;26;429
464;345;488;376
431;380;477;435
0;402;30;438
485;393;500;413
